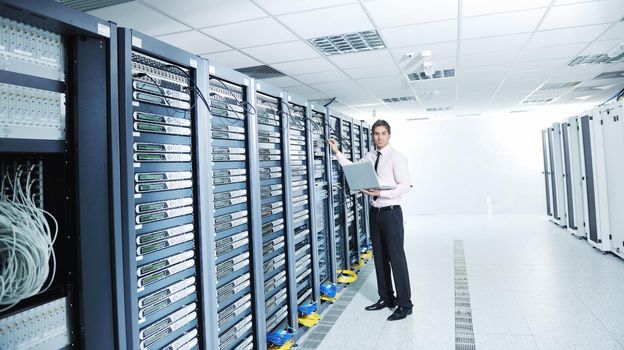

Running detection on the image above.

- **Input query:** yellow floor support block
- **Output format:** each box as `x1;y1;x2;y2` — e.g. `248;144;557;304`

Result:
361;251;372;260
337;269;357;283
298;312;321;327
320;295;337;303
269;340;293;350
352;259;365;269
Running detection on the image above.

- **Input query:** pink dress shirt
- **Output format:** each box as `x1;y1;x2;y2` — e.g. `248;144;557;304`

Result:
335;145;410;208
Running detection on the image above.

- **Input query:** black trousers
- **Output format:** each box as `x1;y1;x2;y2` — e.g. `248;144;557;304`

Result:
369;206;412;308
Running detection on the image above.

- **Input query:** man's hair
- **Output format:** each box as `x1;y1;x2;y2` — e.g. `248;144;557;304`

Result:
372;119;391;134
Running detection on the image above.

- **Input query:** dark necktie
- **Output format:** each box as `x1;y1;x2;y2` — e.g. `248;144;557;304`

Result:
373;151;381;200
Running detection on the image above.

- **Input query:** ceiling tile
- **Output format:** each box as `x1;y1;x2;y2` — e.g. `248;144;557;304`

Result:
518;43;587;60
280;85;322;96
598;21;624;40
201;50;262;69
293;70;350;84
357;74;411;91
200;17;297;48
461;33;531;56
156;31;231;54
344;65;402;79
461;9;545;39
382;20;458;48
259;76;302;87
88;2;190;36
328;50;395;69
277;4;373;38
241;41;321;63
271;58;337;75
581;39;624;55
459;52;518;68
145;0;266;28
462;0;551;17
527;24;610;48
310;80;362;91
364;0;457;28
369;85;413;96
511;58;570;72
540;0;624;30
458;64;510;79
391;42;457;61
253;0;356;15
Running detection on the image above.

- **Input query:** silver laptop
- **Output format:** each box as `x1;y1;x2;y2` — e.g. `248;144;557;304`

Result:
342;161;396;191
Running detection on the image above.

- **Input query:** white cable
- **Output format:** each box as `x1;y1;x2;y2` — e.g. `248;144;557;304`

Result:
0;164;57;311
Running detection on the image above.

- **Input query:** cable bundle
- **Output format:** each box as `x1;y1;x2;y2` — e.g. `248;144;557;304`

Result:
297;302;317;315
266;328;295;346
0;165;57;311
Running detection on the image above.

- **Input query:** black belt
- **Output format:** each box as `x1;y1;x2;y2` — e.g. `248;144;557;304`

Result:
370;205;400;212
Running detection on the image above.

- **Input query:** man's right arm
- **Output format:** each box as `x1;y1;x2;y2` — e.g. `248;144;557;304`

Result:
328;139;374;167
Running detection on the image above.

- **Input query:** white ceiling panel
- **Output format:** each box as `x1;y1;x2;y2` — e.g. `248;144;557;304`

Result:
458;64;510;79
271;58;336;75
337;94;382;106
202;50;262;69
344;65;402;79
253;0;356;16
241;41;321;63
145;0;266;28
277;4;372;38
293;70;350;84
518;43;587;61
328;50;395;69
280;85;322;96
369;85;413;97
511;58;571;71
156;31;231;54
391;42;457;61
461;9;546;39
554;0;604;5
310;80;362;91
598;21;624;40
200;18;297;48
381;20;458;48
459;52;518;68
461;33;531;56
581;39;624;55
88;2;190;36
539;0;624;30
364;0;458;28
527;24;610;48
259;75;302;87
462;0;551;17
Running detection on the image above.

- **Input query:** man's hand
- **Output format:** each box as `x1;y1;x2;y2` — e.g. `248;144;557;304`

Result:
361;189;380;197
327;139;339;154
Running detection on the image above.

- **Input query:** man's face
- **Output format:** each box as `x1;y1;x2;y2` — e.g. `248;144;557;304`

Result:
373;125;390;149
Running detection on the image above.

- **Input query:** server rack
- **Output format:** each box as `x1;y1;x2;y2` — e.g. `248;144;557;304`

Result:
0;1;119;349
117;28;210;350
548;124;567;227
541;129;553;218
341;115;360;267
352;121;368;262
578;109;611;252
310;106;334;299
285;94;318;332
328;113;349;271
206;63;261;350
599;104;624;258
561;117;585;237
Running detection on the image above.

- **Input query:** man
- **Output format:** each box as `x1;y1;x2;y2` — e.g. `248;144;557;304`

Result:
327;119;412;321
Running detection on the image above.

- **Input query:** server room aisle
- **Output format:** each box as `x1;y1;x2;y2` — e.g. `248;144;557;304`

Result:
300;215;624;350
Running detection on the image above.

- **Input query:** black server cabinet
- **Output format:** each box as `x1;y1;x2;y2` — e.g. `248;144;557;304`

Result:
311;108;334;290
0;1;119;349
351;121;367;264
206;63;261;350
285;95;317;329
361;122;372;250
328;114;349;271
117;29;209;350
341;116;360;268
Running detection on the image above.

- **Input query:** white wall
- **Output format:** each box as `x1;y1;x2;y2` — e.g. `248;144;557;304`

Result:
363;105;593;215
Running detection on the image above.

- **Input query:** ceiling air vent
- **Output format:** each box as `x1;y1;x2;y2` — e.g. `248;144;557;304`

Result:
593;71;624;80
569;53;624;66
309;30;386;56
509;109;531;114
521;98;554;105
235;65;286;79
408;69;455;81
456;113;481;118
382;96;416;103
426;106;454;112
539;81;581;90
407;117;429;121
57;0;132;11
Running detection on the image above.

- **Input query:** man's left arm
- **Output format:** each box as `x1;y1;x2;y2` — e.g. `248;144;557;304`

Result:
378;154;410;199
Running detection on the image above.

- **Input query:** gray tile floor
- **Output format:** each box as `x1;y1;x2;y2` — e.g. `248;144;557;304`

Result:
299;214;624;350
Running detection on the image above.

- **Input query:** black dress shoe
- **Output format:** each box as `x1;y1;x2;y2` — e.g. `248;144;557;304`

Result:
365;300;396;311
387;306;412;321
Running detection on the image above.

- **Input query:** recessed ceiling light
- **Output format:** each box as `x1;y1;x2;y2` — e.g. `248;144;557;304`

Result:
573;95;593;100
593;70;624;80
57;0;132;11
406;117;429;121
521;98;554;105
426;106;454;112
456;113;481;118
509;109;532;114
539;81;581;90
308;30;386;56
568;53;624;66
235;65;286;79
